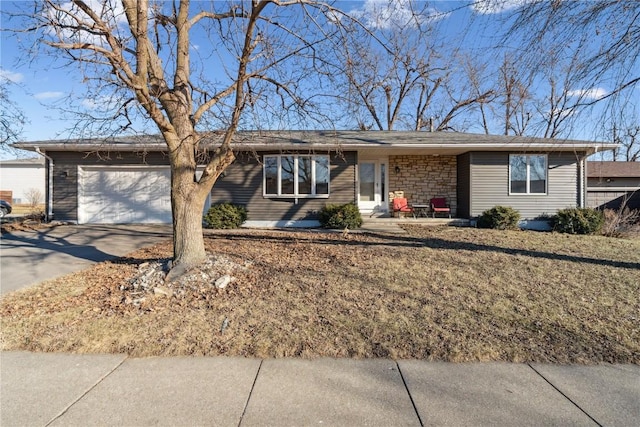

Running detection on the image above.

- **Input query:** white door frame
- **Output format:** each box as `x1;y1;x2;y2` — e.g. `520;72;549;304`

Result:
357;157;389;216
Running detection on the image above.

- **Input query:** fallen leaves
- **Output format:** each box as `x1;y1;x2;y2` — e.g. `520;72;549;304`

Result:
1;228;639;363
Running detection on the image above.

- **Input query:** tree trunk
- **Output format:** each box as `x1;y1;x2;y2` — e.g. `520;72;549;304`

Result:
165;139;210;282
169;182;208;281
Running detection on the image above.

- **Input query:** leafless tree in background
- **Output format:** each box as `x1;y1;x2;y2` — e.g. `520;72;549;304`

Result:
614;125;640;162
610;105;640;162
495;55;532;136
24;188;44;213
0;80;26;146
503;0;640;139
337;1;492;132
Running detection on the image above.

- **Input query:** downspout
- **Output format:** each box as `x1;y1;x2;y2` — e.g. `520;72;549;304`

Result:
35;147;53;221
581;146;598;208
579;157;585;208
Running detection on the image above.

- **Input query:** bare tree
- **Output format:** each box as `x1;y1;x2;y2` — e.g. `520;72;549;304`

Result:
336;2;491;132
464;56;494;135
24;188;44;214
0;80;26;146
532;44;597;139
8;0;357;279
610;104;640;162
467;43;606;140
505;0;640;115
495;55;532;136
338;5;440;131
614;125;640;162
464;54;538;137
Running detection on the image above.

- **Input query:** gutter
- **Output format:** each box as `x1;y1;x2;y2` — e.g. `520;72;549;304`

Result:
34;147;53;221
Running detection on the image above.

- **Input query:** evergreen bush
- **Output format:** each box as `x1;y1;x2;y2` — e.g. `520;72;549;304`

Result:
319;203;363;229
552;207;604;234
203;203;247;229
477;206;521;230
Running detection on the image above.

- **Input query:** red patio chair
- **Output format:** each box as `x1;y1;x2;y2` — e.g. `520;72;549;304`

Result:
392;197;415;218
430;197;451;218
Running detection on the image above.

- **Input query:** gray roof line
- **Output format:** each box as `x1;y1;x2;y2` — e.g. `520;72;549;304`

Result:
14;130;618;151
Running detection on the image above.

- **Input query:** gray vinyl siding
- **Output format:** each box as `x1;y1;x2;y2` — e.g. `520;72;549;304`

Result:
456;153;471;218
210;151;357;221
587;175;640;209
587;177;640;188
587;190;640;210
46;151;170;222
469;152;584;219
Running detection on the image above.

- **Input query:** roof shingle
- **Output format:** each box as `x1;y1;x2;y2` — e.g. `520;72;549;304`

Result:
587;161;640;178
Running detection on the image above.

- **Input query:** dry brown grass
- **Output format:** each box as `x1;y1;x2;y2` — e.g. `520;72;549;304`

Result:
9;204;45;215
1;226;639;363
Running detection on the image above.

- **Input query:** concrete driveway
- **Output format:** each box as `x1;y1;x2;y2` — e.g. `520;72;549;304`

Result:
0;224;171;295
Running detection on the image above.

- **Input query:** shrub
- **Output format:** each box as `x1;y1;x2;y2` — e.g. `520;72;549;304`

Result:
552;207;604;235
600;207;640;238
477;206;521;230
203;203;247;229
319;203;363;229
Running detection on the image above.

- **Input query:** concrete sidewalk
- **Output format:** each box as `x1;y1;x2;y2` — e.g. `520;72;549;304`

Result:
1;352;638;426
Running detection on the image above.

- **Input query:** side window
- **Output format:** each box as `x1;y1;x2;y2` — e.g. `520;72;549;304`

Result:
510;154;547;194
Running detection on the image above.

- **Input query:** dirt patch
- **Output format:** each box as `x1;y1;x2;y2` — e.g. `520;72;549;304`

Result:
1;227;638;363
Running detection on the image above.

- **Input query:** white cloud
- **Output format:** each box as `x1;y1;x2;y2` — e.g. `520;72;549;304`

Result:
47;0;127;46
472;0;530;15
34;91;65;100
0;69;25;83
348;0;446;30
568;87;609;100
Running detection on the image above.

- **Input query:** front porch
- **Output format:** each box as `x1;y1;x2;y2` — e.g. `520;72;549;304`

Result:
388;154;457;211
358;154;458;218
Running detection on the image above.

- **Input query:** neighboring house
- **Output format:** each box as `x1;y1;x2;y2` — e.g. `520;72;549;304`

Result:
0;157;46;204
587;161;640;210
15;131;616;226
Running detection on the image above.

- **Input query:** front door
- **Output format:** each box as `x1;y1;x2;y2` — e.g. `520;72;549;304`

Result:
358;160;388;215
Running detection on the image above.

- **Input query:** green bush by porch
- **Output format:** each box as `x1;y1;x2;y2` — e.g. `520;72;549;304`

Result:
477;206;521;230
319;203;363;229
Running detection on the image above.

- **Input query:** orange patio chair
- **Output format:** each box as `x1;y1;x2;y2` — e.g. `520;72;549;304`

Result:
392;197;415;218
430;197;451;218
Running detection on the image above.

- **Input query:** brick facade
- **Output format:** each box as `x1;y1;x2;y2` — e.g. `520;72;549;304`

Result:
388;155;457;215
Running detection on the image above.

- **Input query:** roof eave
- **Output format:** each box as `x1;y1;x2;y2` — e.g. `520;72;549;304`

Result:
13;136;618;155
14;143;167;152
237;142;618;153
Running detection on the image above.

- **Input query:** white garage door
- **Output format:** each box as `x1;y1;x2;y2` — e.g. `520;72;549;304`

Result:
78;166;172;224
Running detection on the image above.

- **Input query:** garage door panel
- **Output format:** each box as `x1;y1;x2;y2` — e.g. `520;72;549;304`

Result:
79;167;172;224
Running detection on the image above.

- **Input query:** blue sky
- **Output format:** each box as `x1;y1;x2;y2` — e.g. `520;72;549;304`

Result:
0;0;633;159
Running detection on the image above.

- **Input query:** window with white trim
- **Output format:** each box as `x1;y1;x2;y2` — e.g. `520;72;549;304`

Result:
509;154;547;194
263;155;329;197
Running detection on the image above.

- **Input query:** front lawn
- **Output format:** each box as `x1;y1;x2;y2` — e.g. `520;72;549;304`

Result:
1;226;638;363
